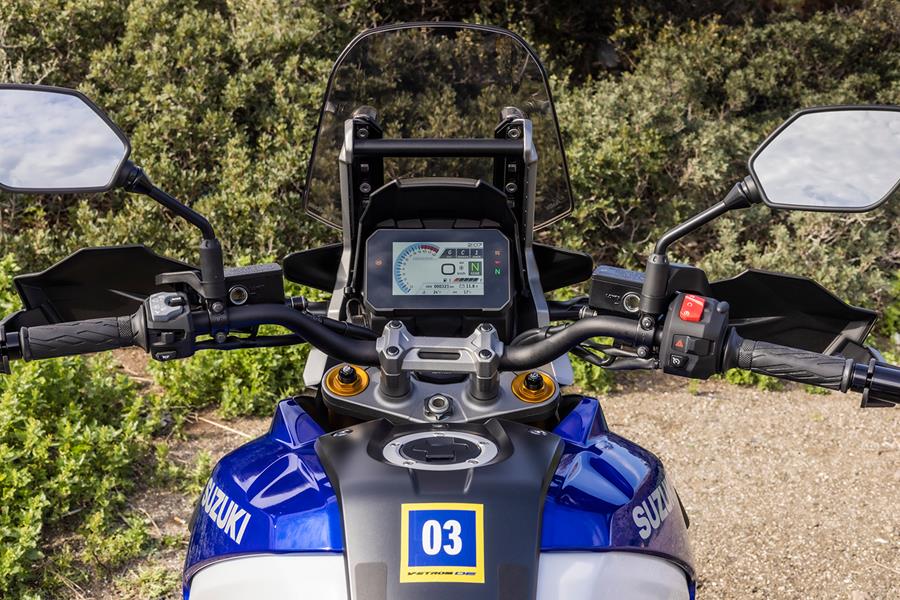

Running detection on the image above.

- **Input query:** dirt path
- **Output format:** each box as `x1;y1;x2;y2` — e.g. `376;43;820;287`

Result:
605;375;900;599
98;376;899;599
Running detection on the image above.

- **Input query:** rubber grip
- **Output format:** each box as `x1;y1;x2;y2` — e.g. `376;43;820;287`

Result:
21;316;135;360
737;339;852;390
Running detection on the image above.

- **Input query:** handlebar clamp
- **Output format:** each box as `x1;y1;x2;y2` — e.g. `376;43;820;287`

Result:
376;321;503;401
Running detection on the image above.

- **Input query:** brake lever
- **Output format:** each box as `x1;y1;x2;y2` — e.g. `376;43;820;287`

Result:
603;357;658;371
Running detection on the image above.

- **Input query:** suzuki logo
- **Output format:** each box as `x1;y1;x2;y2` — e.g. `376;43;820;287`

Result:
632;476;677;540
201;479;251;545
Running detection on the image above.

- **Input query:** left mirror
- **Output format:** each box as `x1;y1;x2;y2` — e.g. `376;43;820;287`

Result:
0;85;130;193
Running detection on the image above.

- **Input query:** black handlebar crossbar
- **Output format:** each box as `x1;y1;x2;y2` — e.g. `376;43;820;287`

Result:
194;304;380;366
500;316;641;371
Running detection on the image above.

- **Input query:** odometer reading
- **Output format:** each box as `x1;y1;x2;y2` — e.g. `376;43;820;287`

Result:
392;242;484;296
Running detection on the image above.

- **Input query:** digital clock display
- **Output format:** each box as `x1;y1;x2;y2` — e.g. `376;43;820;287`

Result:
392;242;484;296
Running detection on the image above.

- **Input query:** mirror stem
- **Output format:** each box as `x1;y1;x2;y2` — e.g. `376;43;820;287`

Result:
640;176;760;314
119;161;226;300
119;162;216;239
653;176;759;256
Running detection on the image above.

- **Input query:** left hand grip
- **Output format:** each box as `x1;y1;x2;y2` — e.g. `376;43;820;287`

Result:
21;316;136;360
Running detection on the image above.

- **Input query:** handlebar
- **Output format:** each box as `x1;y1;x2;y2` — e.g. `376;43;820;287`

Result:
196;304;380;366
724;332;900;406
726;336;853;391
4;295;898;407
499;315;645;370
20;315;141;360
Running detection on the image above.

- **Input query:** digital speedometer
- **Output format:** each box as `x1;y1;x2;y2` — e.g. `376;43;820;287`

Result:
392;242;484;296
364;229;511;314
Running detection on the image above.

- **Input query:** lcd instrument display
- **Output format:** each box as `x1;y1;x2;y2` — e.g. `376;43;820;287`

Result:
364;229;510;314
392;242;484;296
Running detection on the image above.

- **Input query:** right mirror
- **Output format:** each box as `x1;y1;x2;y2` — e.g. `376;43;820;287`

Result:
749;106;900;212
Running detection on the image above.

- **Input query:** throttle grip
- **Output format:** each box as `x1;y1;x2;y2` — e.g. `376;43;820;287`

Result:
735;338;853;391
21;315;138;360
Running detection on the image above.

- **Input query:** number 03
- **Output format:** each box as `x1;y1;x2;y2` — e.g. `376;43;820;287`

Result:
422;519;463;556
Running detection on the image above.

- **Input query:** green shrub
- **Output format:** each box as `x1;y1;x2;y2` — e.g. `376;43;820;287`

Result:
149;332;311;418
0;253;166;596
0;354;155;597
554;2;900;316
879;271;900;339
722;368;784;391
571;356;617;395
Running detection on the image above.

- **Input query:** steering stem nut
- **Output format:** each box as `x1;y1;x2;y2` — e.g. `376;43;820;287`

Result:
325;364;369;397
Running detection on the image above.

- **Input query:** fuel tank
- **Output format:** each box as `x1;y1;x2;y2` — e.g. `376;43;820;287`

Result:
183;396;694;599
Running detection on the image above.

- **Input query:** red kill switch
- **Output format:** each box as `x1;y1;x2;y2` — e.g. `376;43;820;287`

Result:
679;294;705;322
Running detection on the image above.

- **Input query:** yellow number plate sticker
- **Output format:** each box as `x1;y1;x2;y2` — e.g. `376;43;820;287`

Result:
400;502;485;584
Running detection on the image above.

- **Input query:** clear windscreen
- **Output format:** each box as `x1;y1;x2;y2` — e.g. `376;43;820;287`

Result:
304;24;573;229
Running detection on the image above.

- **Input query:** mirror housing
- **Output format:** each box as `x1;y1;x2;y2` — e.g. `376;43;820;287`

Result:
0;84;131;194
0;84;226;302
749;105;900;212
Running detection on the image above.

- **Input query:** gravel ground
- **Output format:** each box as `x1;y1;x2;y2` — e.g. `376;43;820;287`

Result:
95;376;898;599
604;374;900;599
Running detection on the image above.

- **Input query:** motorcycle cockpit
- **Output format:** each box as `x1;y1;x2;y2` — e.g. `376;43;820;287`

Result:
306;122;565;423
3;22;900;600
333;114;545;340
289;24;584;422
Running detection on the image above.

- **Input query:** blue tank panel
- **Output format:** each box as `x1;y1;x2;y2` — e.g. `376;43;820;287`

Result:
183;399;343;581
543;398;694;579
184;396;693;585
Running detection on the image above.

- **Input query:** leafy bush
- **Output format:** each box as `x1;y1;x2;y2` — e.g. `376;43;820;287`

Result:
553;2;900;314
879;271;900;339
149;332;311;418
722;368;784;391
0;353;157;597
0;254;168;596
571;356;617;395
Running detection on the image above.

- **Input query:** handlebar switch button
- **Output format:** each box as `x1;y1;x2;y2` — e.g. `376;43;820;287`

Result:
669;354;687;369
660;293;729;380
679;294;705;322
148;293;186;323
672;334;711;356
